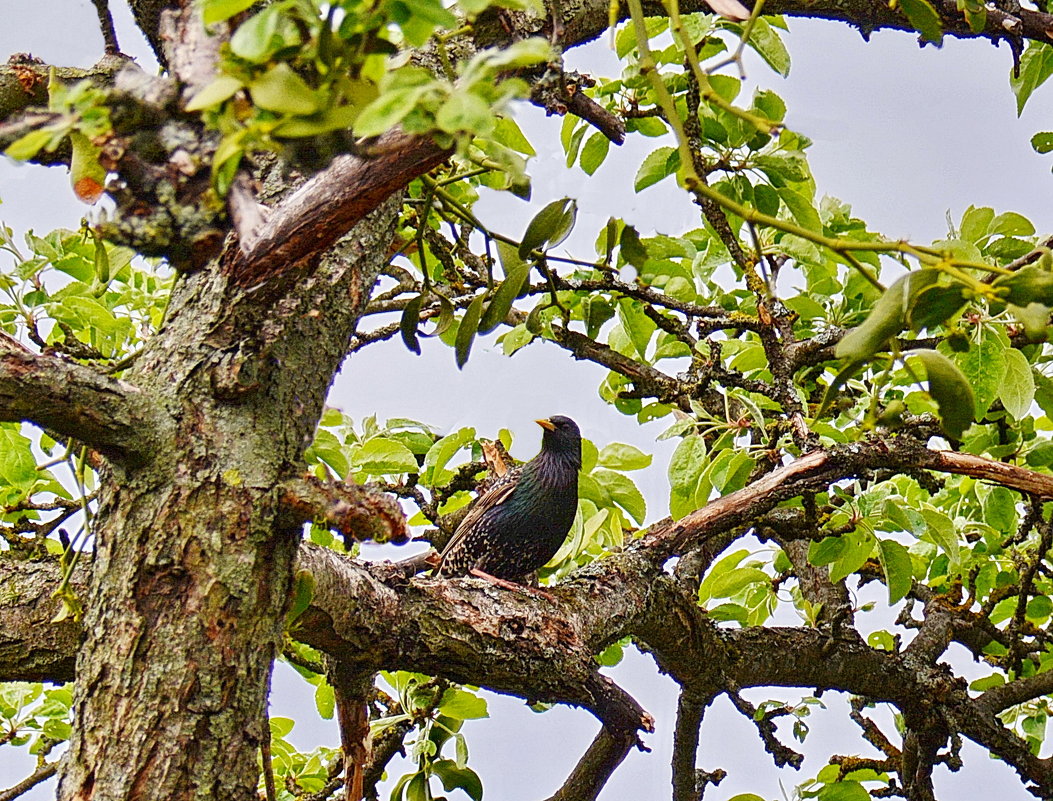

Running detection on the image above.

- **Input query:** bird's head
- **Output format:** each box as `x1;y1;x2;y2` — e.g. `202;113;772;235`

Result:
536;415;582;469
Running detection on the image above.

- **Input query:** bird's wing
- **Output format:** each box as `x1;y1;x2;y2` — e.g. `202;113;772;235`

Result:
436;473;519;563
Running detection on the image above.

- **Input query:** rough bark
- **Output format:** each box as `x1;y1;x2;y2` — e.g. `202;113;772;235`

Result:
54;194;402;801
0;334;159;463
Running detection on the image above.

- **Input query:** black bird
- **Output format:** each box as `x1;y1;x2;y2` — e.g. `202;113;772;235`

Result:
435;415;582;586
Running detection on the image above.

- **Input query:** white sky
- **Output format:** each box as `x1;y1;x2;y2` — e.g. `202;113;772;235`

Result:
1;1;1051;799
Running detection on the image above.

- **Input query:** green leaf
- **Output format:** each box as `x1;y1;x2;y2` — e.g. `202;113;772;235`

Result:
404;771;428;801
592;469;646;524
899;0;943;44
755;152;811;184
999;348;1035;420
0;428;36;491
809;536;847;566
249;63;319;115
753;89;787;123
629;116;667;137
202;0;257;24
707;566;770;599
954;328;1008;419
400;0;458;27
698;549;749;602
745;18;791;77
454;731;469;768
906;283;967;331
960;205;994;243
904;349;975;439
423;427;476;486
987;236;1034;260
432;760;483;801
306;429;350;477
185;75;245;111
619;224;649;269
921;507;960;566
354;85;432;138
617;298;657;361
270;716;295;738
69;131;105;204
455;292;486;368
708;449;754;494
436;91;494;135
5;128;55;161
829;530;875;583
836;271;936;361
493;116;536;155
597;443;652;471
470;37;551;71
431;293;455;338
519;198;577;257
1032;132;1053;154
818;781;870;801
272;105;360;138
479;241;530;334
42;719;72;741
669;435;708;519
777;187;822;232
55;295;121;334
1011;42;1053;115
1028;595;1052;620
994;264;1053;308
400;294;425;355
285;569;315;628
439;688;489;719
352;437;418;474
634;146;679;192
982;488;1016;535
315;681;335;719
229;6;283;62
876;539;913;604
991;211;1036;237
579;131;611;175
970;673;1006;692
595;637;628;666
1027;439;1053;467
562;122;586;167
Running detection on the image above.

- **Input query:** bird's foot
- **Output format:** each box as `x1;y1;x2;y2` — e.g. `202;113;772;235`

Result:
468;568;557;602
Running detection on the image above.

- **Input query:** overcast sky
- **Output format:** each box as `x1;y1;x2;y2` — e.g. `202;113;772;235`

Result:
2;2;1051;799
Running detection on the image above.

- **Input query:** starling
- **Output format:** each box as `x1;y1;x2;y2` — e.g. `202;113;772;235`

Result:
435;415;582;584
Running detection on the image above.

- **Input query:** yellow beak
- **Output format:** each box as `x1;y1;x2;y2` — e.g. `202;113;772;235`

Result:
535;418;556;431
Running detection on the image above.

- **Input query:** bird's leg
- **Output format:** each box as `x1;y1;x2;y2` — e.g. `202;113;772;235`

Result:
468;568;557;602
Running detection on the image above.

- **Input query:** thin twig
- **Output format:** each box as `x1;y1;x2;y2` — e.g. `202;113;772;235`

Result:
91;0;121;54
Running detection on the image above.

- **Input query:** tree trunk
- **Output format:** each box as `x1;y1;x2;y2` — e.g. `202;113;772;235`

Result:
59;203;400;801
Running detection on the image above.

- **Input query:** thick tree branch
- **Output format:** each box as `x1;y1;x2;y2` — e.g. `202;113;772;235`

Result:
0;556;84;683
916;450;1053;498
297;544;655;737
12;438;1053;794
229;132;451;283
978;671;1053;715
7;534;1053;794
0;334;158;463
279;475;409;545
544;727;639;801
537;0;1053;54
